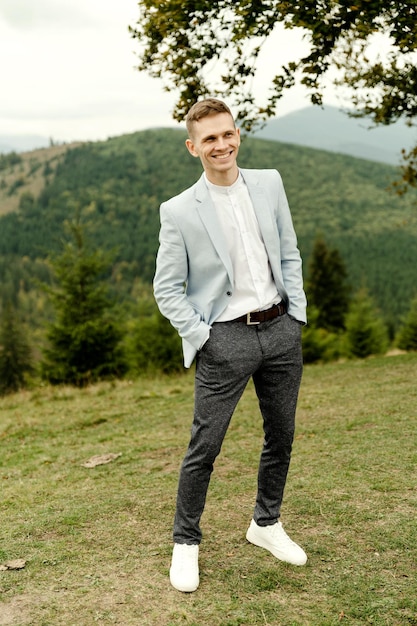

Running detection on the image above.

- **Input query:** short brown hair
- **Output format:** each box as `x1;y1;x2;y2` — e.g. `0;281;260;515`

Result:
186;98;234;137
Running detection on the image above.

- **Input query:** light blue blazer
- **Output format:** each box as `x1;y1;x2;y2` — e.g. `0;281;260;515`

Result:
153;168;307;367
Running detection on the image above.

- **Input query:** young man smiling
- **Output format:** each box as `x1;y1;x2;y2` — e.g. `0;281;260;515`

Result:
154;98;307;593
185;110;241;185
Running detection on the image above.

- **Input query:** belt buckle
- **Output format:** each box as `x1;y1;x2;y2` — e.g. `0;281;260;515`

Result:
246;312;260;325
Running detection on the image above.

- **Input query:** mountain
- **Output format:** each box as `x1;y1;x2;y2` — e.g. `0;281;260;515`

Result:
254;105;416;165
0;128;416;333
2;105;415;166
0;134;50;154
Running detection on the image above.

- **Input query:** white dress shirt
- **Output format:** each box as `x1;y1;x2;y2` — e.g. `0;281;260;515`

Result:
205;172;280;322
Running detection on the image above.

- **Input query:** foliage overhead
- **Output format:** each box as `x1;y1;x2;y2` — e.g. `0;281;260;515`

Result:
130;0;417;187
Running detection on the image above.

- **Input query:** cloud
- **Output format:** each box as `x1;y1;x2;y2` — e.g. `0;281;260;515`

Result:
0;0;343;144
0;0;95;29
0;0;180;141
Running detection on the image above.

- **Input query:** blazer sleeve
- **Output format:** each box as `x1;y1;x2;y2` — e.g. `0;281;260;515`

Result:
153;202;211;352
274;171;307;324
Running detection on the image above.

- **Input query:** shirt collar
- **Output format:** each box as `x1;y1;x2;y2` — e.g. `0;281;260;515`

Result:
204;170;244;194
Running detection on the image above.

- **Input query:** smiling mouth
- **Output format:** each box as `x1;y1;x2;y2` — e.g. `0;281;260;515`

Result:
213;151;233;160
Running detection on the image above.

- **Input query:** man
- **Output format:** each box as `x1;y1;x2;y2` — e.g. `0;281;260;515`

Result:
153;98;307;593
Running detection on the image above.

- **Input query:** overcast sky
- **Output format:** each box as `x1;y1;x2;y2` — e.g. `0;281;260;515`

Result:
0;0;347;145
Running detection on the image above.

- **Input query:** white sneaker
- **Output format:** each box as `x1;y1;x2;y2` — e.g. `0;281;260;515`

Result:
169;543;199;592
246;519;307;566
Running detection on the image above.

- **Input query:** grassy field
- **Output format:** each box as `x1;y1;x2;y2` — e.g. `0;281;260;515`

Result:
1;353;416;626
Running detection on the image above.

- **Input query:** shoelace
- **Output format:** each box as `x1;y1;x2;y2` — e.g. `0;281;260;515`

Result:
269;523;297;547
176;545;198;568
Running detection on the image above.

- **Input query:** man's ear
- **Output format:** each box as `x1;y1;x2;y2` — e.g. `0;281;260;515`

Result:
185;138;198;157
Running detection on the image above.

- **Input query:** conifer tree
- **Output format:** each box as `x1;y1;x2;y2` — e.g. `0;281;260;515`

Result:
344;289;389;359
127;309;183;375
0;302;34;396
306;236;350;332
41;219;126;386
396;295;417;352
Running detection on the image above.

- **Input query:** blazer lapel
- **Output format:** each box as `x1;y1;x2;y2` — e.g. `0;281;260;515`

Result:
195;175;234;284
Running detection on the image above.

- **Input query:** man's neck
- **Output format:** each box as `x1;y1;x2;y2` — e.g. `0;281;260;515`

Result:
205;166;239;187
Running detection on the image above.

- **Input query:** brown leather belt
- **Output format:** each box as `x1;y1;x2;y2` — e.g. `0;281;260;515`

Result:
231;301;287;325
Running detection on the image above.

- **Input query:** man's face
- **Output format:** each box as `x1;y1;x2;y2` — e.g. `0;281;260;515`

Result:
185;112;241;184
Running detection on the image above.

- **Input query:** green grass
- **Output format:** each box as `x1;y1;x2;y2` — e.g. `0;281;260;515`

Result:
1;354;417;625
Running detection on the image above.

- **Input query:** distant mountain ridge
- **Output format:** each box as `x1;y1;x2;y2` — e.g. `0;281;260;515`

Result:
254;105;416;165
2;105;416;166
0;134;50;154
1;127;416;332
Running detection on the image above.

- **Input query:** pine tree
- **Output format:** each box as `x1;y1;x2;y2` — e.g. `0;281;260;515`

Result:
127;310;183;374
396;295;417;352
41;219;126;386
344;289;389;359
306;236;350;332
0;302;34;396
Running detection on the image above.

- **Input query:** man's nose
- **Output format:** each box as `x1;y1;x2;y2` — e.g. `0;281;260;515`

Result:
215;137;227;150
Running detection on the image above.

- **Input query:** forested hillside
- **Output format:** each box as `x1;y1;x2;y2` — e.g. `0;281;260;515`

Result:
1;128;416;331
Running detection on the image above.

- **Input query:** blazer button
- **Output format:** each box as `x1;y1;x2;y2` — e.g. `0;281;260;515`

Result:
227;291;232;296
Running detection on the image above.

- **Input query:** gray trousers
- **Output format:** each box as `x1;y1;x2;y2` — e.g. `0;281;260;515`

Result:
173;313;303;545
